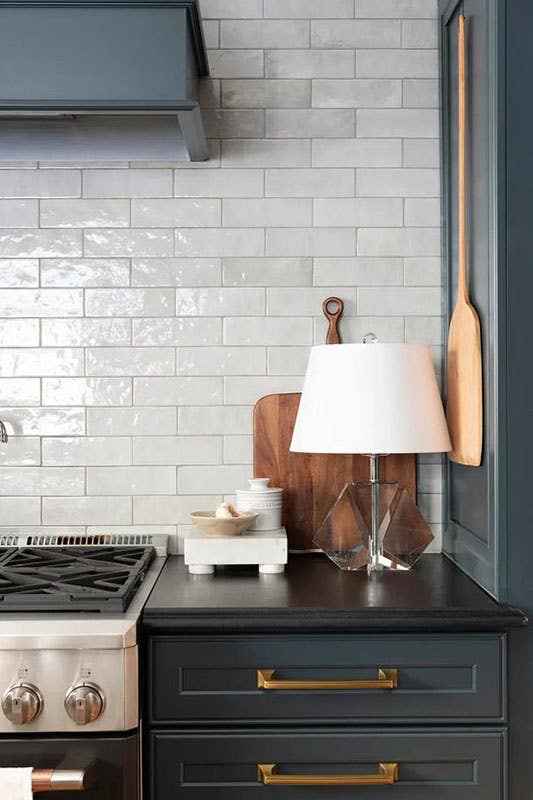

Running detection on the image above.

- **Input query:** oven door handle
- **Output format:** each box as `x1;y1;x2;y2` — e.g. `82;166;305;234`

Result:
32;769;86;792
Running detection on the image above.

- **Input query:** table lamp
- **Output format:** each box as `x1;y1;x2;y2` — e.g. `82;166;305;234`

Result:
290;340;451;572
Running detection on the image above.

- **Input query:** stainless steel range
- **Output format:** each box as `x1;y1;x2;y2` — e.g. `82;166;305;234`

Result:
0;533;167;797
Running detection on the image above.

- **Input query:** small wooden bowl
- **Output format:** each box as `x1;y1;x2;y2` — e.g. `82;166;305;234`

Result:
190;511;258;537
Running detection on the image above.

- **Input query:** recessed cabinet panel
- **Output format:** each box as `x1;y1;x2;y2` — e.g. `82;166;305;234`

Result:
149;634;504;724
151;729;504;800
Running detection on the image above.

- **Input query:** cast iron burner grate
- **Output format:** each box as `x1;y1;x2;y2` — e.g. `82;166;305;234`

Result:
0;546;155;612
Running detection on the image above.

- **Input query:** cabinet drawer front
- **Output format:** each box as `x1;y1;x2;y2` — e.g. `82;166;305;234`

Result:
150;729;504;800
149;634;504;724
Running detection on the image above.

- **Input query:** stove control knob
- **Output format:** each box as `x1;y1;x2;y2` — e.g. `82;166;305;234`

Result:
2;683;43;726
64;682;105;725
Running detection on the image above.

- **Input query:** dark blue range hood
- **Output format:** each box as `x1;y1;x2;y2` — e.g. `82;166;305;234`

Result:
0;0;210;160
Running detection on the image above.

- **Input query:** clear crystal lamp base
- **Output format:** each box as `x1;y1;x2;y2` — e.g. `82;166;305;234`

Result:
313;455;434;572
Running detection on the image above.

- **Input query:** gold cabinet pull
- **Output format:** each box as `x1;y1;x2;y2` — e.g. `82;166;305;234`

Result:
257;668;398;690
258;763;398;786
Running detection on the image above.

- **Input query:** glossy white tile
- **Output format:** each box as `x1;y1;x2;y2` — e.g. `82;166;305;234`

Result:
267;346;311;375
0;497;41;525
224;375;302;405
85;288;173;317
223;316;312;346
0;170;80;198
87;466;175;495
223;435;253;465
134;377;222;405
178;464;251;494
223;258;312;286
42;437;132;466
0;408;85;436
0;467;84;496
311;19;400;47
314;198;403;227
131;199;221;227
41;318;131;346
178;406;251;436
0;259;39;287
0;320;40;347
84;229;174;258
313;257;403;286
87;407;177;436
82;169;172;197
312;139;401;167
0;200;38;227
0;437;40;466
0;229;82;258
132;258;221;287
40;199;129;228
0;378;40;406
222;198;311;227
174;168;263;198
133;435;222;466
40;259;130;287
86;347;175;376
265;110;355;139
42;377;132;406
133;317;222;346
176;287;265;316
266;228;356;257
0;348;84;377
265;168;354;197
220;20;310;49
175;228;264;258
177;347;266;376
42;496;132;525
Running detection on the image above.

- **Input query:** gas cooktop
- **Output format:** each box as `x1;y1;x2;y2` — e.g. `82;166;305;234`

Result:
0;546;155;612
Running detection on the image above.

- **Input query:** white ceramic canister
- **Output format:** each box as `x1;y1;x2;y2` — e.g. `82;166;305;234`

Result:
235;478;283;531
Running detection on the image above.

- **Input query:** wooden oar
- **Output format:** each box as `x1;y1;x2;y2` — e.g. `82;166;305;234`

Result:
446;13;483;466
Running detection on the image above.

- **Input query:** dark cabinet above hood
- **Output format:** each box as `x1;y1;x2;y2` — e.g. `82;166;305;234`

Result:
0;0;210;161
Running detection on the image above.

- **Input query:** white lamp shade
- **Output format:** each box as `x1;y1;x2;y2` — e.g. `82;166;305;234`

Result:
290;343;451;455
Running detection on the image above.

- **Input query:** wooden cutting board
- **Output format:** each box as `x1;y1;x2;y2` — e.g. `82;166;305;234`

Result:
253;393;416;551
446;13;483;466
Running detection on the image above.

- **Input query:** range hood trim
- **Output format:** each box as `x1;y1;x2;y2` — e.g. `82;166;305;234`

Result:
0;0;210;161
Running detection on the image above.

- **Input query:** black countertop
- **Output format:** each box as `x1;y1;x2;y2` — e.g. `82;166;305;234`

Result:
143;553;527;633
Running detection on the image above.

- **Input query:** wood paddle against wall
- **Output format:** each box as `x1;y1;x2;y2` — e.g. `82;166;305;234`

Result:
446;13;483;467
253;297;416;551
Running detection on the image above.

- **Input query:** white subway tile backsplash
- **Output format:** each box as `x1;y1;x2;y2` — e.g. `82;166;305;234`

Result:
313;257;403;286
220;20;310;49
84;229;174;258
0;408;85;436
358;286;441;316
200;0;262;19
176;287;265;316
311;20;401;48
131;199;221;227
222;79;311;109
268;287;356;316
42;437;132;466
313;79;401;108
404;257;442;286
42;378;132;406
221;139;310;168
0;259;39;287
224;316;312;346
267;346;311;375
133;377;222;405
178;464;250;494
0;320;39;347
357;109;439;138
265;109;355;138
41;319;131;347
224;375;302;405
223;198;311;227
0;437;40;465
0;229;82;258
176;227;264;257
266;0;353;17
0;497;40;525
208;49;264;78
0;0;444;543
223;435;252;464
178;406;251;436
403;79;439;108
404;198;440;227
356;49;438;78
203;109;265;139
86;347;175;376
313;139;401;167
132;258;221;287
402;20;438;48
82;169;172;198
177;347;265;376
355;0;437;18
0;348;84;377
0;200;38;227
314;198;403;227
40;199;129;228
42;496;132;525
357;168;439;197
0;467;84;496
41;258;130;287
86;288;173;317
265;168;354;197
358;227;440;257
223;257;312;286
87;407;176;436
174;168;263;198
133;317;221;347
267;228;356;257
403;139;439;169
266;50;354;79
133;436;222;466
0;170;80;198
87;466;176;495
0;378;40;405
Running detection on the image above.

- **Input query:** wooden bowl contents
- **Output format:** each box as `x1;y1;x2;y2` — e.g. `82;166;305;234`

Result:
189;511;258;537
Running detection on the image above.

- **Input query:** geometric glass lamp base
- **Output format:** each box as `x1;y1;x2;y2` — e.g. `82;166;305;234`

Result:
313;481;434;572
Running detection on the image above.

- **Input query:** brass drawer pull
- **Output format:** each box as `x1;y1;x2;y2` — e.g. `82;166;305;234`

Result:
257;668;398;690
258;762;398;786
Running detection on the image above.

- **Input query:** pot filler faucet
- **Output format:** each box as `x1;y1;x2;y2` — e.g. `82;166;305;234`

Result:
0;420;7;443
